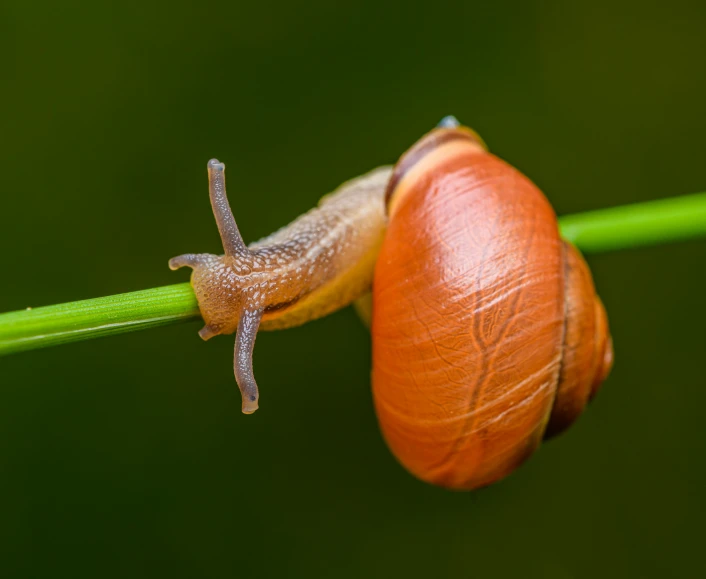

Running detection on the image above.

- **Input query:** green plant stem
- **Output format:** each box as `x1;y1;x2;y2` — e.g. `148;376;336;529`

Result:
2;192;706;356
0;284;199;355
558;191;706;253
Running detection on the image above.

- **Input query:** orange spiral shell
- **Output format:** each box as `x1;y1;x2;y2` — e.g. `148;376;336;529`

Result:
371;126;613;490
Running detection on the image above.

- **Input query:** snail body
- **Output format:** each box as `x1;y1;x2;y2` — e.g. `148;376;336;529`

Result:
171;120;612;489
170;162;392;413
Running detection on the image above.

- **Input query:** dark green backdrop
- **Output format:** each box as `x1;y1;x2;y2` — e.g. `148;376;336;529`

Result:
3;1;706;577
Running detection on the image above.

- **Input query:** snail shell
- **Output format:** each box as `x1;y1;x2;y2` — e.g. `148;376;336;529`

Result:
371;126;613;490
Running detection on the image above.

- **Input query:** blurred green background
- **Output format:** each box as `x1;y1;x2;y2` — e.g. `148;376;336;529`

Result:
2;1;706;577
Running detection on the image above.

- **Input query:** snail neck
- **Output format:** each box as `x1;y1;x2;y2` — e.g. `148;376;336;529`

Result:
252;165;393;330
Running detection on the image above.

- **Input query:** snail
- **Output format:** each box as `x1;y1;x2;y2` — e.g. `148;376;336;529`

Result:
170;117;613;490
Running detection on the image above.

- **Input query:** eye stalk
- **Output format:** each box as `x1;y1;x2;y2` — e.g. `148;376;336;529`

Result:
205;158;249;257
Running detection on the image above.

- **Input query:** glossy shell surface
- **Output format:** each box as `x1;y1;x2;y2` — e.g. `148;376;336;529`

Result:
371;128;611;490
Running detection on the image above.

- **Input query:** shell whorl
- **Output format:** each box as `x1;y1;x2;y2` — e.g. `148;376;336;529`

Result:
546;242;613;438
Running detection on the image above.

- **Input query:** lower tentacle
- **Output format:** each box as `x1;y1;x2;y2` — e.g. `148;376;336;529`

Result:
169;254;207;270
234;308;264;414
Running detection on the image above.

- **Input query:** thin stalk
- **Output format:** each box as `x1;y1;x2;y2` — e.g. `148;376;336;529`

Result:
1;192;706;356
559;191;706;253
0;284;199;355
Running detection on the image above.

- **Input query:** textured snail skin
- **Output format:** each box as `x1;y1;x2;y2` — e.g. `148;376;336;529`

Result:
170;161;392;413
371;127;613;490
